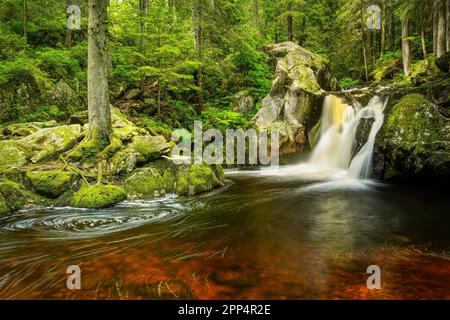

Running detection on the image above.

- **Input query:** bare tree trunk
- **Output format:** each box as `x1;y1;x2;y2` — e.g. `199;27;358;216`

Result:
66;0;73;47
23;0;28;40
287;3;293;42
380;0;386;56
361;10;369;82
446;0;450;51
421;26;429;67
192;0;203;110
139;0;148;51
437;0;446;57
88;0;111;145
433;7;438;54
402;12;412;76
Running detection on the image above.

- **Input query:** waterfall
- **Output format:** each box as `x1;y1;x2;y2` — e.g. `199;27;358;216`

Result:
309;94;387;179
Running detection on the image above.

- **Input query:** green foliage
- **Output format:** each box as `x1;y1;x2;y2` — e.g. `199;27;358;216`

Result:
201;107;251;132
339;77;361;89
18;105;65;123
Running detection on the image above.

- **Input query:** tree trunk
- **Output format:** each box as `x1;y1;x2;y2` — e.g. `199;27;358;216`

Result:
139;0;148;51
88;0;111;145
380;0;386;56
433;7;438;54
401;13;411;76
23;0;28;40
287;3;293;42
65;0;73;47
446;0;450;52
437;0;446;57
192;0;203;110
361;10;369;82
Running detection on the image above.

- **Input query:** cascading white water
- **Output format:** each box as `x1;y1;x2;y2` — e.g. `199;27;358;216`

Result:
309;94;387;179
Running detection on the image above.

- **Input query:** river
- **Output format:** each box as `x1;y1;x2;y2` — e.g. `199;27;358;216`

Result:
0;156;449;299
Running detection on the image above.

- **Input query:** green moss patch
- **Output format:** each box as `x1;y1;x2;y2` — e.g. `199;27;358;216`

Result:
26;170;77;198
72;185;127;209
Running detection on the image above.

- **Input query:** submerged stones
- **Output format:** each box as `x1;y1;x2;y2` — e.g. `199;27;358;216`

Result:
72;185;127;209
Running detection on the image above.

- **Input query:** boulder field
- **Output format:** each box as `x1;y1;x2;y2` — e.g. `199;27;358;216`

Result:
0;108;225;214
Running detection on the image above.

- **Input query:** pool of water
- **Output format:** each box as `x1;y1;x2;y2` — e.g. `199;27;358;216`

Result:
0;164;449;299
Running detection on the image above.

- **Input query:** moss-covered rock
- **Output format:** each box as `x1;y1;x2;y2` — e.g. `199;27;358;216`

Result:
253;42;337;154
110;135;172;175
125;159;225;199
0;193;9;216
0;140;32;167
72;185;127;208
0;180;27;211
124;160;177;199
1;121;58;138
21;124;83;163
26;170;77;198
374;94;450;180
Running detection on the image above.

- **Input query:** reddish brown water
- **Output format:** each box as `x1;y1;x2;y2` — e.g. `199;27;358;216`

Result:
0;166;449;299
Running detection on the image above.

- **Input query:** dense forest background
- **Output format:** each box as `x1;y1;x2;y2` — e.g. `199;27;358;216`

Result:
0;0;449;134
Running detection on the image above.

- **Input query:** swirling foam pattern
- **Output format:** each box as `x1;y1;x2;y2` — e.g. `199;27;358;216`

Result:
0;196;191;239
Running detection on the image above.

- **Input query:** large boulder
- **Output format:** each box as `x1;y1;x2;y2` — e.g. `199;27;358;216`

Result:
0;140;32;167
374;94;450;180
72;185;127;209
253;42;337;154
1;121;58;138
232;91;256;115
124;159;225;199
110;135;172;175
0;180;27;211
21;124;83;163
26;170;78;198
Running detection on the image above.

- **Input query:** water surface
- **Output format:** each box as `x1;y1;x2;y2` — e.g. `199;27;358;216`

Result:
0;164;449;299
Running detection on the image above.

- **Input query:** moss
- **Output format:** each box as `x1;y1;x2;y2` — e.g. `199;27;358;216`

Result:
186;164;216;196
0;180;27;211
377;93;450;179
72;185;127;209
0;140;32;167
124;160;177;199
0;193;9;216
68;137;102;163
21;124;83;163
26;170;77;198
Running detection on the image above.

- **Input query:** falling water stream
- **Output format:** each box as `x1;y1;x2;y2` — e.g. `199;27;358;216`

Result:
0;94;449;300
310;94;387;179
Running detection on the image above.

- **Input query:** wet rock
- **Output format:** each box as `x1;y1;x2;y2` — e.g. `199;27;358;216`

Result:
26;170;77;198
353;117;375;158
253;42;337;154
374;94;450;180
21;124;83;163
72;185;127;209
